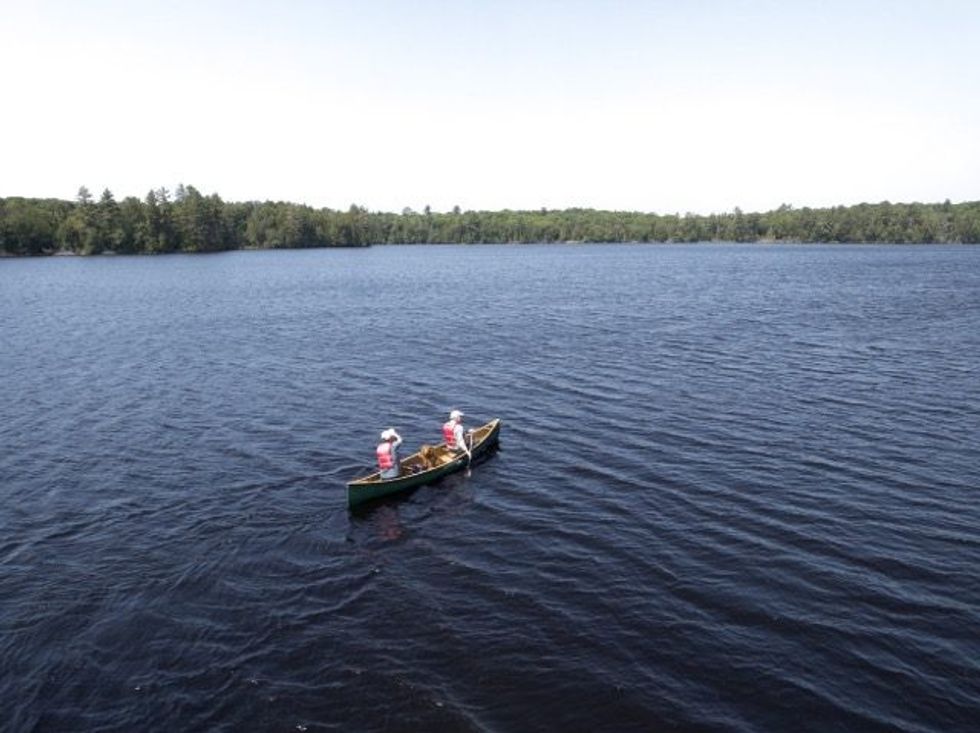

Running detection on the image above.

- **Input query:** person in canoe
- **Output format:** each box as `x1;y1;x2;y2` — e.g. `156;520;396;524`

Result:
376;428;403;479
442;409;471;460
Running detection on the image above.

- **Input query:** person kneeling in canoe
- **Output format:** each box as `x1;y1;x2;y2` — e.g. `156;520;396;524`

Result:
376;428;403;479
442;410;471;461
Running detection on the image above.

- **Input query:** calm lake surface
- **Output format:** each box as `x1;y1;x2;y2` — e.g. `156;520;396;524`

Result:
2;243;978;732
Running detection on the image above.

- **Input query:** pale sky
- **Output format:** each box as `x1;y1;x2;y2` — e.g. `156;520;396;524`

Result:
2;0;978;214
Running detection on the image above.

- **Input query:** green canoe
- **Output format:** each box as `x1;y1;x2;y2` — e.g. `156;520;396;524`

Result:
347;418;502;509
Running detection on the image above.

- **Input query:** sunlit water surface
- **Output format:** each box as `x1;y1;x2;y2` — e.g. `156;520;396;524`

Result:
2;244;978;732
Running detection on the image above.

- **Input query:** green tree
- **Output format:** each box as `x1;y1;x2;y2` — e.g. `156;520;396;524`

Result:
96;189;122;252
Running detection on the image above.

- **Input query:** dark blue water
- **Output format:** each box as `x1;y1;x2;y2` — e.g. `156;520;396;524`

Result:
2;244;978;732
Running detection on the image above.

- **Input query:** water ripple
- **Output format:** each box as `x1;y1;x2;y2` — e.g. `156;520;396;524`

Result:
2;244;979;732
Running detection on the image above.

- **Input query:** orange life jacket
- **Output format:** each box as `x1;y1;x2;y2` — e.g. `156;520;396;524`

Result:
376;442;394;470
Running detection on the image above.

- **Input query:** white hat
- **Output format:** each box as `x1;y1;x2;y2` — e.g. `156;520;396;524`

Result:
449;409;463;420
380;428;396;440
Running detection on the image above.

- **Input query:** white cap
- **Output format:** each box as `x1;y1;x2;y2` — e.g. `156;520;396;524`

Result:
449;409;463;420
380;428;396;440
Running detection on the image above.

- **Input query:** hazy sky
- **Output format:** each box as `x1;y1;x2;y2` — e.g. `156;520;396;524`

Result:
2;0;978;213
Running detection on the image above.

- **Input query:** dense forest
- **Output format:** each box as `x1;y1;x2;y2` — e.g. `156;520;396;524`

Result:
2;185;979;256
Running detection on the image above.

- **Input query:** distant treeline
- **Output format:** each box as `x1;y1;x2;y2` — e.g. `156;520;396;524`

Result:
2;185;979;256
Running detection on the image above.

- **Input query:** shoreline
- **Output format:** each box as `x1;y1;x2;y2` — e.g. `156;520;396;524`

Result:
2;240;975;259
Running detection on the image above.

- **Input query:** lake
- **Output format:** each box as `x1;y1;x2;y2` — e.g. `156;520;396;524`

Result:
2;243;978;732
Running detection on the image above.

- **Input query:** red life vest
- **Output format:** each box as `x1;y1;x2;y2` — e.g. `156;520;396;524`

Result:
442;420;457;449
376;442;394;470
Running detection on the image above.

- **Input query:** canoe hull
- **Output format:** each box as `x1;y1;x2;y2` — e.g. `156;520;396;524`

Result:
347;418;501;509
